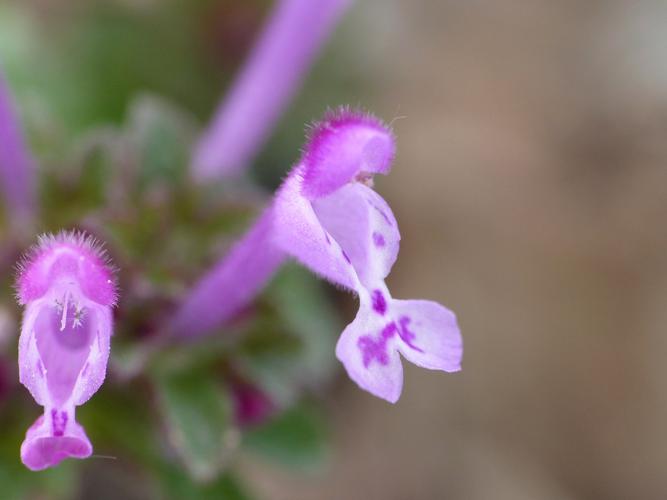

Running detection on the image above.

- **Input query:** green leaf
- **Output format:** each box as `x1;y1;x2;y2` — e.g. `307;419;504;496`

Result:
240;264;342;406
155;367;236;481
157;466;254;500
243;403;328;471
126;94;196;190
80;388;160;466
269;265;341;382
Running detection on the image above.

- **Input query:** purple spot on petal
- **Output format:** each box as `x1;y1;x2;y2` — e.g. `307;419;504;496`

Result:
372;231;385;247
358;322;396;367
372;289;387;315
398;316;424;352
325;233;331;245
342;249;351;264
51;410;67;437
371;203;393;226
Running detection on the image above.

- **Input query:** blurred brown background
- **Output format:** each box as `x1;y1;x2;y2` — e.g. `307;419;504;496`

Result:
243;1;667;498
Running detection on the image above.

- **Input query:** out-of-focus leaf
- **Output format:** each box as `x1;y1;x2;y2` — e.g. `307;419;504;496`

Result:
158;465;254;500
81;388;159;466
239;319;302;360
38;130;116;230
270;265;341;380
126;95;197;190
154;366;236;481
34;460;78;498
1;1;226;137
0;455;77;500
240;264;341;405
75;134;116;207
243;403;328;471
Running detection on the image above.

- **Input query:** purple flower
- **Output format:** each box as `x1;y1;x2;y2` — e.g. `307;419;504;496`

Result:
191;0;353;180
16;232;116;470
0;70;36;223
176;108;462;402
172;209;286;337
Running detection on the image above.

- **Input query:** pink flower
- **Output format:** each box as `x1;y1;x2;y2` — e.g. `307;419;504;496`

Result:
175;108;462;402
0;70;36;223
16;232;116;470
231;381;275;428
192;0;353;180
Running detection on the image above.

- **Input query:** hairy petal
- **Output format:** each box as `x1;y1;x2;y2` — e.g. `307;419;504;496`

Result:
0;70;36;222
17;232;116;306
301;108;395;199
192;0;353;180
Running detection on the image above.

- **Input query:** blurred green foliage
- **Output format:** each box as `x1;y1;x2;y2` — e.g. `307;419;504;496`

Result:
0;0;230;136
244;404;329;471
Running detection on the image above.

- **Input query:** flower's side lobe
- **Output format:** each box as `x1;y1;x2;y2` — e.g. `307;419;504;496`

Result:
16;232;116;470
0;69;36;222
192;0;353;180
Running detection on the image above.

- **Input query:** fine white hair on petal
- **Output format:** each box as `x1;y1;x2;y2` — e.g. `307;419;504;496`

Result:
15;229;118;306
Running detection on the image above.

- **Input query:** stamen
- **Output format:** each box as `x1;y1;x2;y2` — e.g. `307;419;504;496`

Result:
60;293;69;332
72;306;85;329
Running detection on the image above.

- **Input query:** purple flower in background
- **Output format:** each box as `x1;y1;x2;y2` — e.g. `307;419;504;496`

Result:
0;70;36;223
231;381;275;428
176;108;462;402
16;232;116;470
192;0;353;180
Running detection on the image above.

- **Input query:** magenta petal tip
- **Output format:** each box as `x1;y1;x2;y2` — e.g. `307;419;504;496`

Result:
301;107;396;199
16;231;117;307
